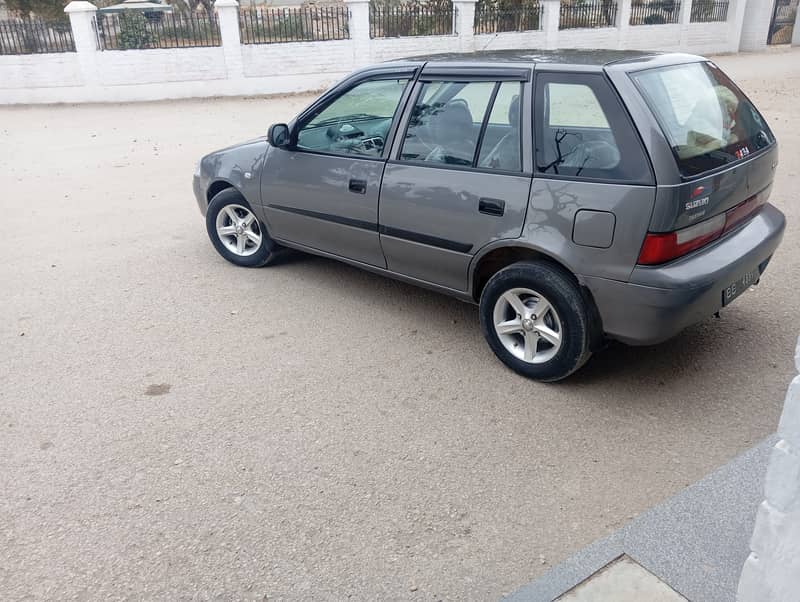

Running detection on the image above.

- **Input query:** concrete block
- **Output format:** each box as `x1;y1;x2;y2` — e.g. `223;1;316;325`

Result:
749;501;786;561
737;555;767;602
764;439;800;513
795;337;800;372
778;376;800;450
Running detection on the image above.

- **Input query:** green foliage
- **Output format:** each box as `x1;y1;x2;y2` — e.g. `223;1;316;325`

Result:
369;0;454;37
5;0;69;21
264;13;312;40
643;12;666;23
475;0;541;33
655;0;677;12
117;12;152;49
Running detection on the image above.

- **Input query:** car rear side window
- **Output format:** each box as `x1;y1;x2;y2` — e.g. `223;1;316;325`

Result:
534;73;652;184
631;61;775;177
399;80;524;172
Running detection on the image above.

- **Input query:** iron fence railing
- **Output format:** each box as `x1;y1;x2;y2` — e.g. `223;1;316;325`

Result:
559;1;617;29
95;11;220;50
629;0;681;25
0;18;75;54
239;6;349;44
690;0;729;22
369;4;455;38
474;3;542;33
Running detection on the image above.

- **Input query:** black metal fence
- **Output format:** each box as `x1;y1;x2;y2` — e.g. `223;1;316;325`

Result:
768;0;798;44
559;1;617;29
369;4;455;38
95;11;221;50
239;6;349;44
0;18;75;54
629;0;681;25
690;0;728;22
474;3;542;33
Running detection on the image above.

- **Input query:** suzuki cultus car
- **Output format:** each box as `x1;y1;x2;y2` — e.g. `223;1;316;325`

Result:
193;50;784;381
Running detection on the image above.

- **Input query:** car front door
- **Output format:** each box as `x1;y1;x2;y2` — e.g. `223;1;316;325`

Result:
260;68;416;267
378;69;533;291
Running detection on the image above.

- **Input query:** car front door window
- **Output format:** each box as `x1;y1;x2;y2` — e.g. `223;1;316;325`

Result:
295;78;409;158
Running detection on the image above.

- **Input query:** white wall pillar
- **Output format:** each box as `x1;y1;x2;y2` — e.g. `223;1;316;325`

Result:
738;339;800;602
64;1;98;86
453;0;477;52
616;0;632;49
541;0;560;50
677;0;692;50
792;4;800;45
727;0;749;53
215;0;244;80
344;0;371;67
739;0;772;51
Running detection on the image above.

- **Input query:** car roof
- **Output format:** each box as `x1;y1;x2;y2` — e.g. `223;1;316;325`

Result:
388;49;705;73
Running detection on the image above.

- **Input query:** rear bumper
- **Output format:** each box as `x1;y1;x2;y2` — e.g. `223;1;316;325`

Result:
583;203;786;345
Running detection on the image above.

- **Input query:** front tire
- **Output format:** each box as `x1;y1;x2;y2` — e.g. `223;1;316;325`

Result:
479;261;592;382
205;189;280;268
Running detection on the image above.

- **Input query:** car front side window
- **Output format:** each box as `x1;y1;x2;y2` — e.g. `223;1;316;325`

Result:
295;77;409;158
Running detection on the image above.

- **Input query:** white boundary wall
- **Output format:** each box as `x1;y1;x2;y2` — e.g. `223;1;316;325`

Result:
0;0;781;105
738;339;800;602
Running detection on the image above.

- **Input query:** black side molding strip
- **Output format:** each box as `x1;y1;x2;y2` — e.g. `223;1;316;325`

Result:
266;204;472;254
379;225;472;254
267;204;377;232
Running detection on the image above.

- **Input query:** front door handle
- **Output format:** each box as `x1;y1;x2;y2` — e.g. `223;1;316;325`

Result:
479;197;505;216
349;179;367;194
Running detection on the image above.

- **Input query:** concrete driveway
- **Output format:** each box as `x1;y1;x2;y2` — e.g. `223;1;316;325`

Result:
1;49;798;600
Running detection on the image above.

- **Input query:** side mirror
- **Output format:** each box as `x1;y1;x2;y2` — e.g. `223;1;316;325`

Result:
268;123;291;148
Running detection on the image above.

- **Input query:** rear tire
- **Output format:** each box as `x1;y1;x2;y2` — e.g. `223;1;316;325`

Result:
205;189;281;268
479;261;592;382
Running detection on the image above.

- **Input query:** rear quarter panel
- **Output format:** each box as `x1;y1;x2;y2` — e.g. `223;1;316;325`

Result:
524;178;656;281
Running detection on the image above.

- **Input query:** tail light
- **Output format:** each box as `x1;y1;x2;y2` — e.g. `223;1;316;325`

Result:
638;191;768;265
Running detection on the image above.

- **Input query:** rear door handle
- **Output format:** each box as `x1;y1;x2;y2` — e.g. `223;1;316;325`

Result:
349;179;367;194
479;197;505;216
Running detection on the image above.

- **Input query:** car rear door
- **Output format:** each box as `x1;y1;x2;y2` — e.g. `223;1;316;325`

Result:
378;67;533;292
260;67;417;268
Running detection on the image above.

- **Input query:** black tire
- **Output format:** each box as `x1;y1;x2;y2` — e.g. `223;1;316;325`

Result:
479;261;592;382
205;188;281;268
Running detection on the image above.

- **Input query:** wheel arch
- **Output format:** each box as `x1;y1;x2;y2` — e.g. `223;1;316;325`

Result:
469;243;574;302
206;179;236;203
469;242;605;350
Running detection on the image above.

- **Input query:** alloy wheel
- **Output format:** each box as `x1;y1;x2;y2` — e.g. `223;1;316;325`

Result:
492;287;563;364
215;204;262;257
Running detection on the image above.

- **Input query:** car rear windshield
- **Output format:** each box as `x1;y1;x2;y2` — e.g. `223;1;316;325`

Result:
631;61;774;177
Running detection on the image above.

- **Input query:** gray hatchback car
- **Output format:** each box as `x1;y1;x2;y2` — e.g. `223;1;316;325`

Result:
193;50;785;381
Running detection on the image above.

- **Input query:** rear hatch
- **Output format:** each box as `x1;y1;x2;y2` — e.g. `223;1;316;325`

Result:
629;61;777;264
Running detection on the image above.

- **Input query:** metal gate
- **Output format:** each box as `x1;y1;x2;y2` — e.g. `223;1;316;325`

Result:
768;0;798;44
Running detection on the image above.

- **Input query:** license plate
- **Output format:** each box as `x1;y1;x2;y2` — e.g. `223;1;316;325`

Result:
722;269;759;306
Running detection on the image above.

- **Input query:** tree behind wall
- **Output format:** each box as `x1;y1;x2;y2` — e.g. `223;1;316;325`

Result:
6;0;216;21
6;0;69;21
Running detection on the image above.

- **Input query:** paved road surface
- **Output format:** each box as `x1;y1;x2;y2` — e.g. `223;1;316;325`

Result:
1;49;798;600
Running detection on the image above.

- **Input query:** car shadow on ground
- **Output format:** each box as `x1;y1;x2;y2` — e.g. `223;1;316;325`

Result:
253;249;762;387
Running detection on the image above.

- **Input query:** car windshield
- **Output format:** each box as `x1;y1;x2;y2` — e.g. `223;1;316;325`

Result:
631;61;774;177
